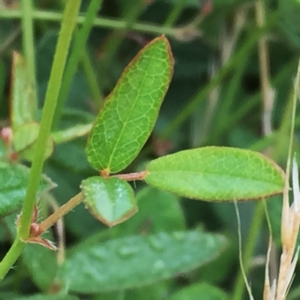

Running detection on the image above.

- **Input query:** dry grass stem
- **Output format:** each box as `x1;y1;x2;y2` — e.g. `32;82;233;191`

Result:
276;159;300;299
255;0;275;136
46;194;66;265
264;159;300;300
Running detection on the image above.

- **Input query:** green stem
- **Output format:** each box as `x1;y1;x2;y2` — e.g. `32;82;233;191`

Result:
272;59;300;162
0;239;25;280
0;0;81;281
52;0;103;128
207;57;296;144
164;0;186;27
110;171;148;181
0;62;5;104
232;201;265;300
19;0;81;237
287;285;300;300
80;50;103;108
99;0;145;75
213;58;247;139
39;193;84;233
20;0;37;111
161;12;279;138
0;9;176;36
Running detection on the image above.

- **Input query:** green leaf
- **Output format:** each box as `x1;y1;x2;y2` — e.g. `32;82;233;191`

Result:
279;0;300;48
22;237;58;290
86;35;174;173
94;282;170;300
10;52;36;130
58;230;227;293
3;213;58;291
81;176;137;227
51;123;92;144
51;139;91;173
118;186;185;235
266;195;282;246
12;295;79;300
0;61;5;108
166;0;200;7
197;232;236;284
0;293;20;299
0;139;5;159
13;123;40;152
13;123;54;161
145;146;285;201
123;283;170;300
0;163;55;216
169;282;229;300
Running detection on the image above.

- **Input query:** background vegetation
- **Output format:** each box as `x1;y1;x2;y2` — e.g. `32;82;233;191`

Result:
0;0;300;299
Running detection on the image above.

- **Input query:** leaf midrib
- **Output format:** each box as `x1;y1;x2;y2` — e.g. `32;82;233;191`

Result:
107;52;158;172
148;169;283;185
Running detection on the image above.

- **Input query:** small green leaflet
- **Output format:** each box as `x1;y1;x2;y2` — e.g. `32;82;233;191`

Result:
81;176;137;227
0;163;55;216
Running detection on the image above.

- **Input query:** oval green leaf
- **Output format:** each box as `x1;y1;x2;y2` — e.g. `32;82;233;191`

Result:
81;176;137;227
10;52;36;130
22;241;58;291
13;122;54;161
118;186;186;235
12;295;79;300
145;146;285;201
58;230;227;293
51;123;92;144
3;213;58;291
169;283;229;300
13;122;40;152
86;35;174;173
0;162;55;216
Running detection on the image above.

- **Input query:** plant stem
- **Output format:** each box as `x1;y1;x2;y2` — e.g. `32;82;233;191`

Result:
18;0;81;238
80;50;103;108
255;0;273;136
232;201;265;300
161;11;279;139
0;0;81;281
97;0;146;80
287;285;300;300
20;0;37;111
209;58;297;145
39;171;147;232
39;193;84;233
110;171;148;181
164;0;186;27
0;239;25;280
0;9;176;36
52;0;103;128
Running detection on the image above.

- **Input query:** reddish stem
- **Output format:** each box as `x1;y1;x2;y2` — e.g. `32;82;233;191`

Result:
110;170;148;181
38;192;83;234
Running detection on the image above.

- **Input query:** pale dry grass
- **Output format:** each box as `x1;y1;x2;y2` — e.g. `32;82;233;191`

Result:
263;158;300;300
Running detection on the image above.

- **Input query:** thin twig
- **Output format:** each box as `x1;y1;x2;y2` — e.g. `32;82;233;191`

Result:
255;0;274;136
39;193;84;234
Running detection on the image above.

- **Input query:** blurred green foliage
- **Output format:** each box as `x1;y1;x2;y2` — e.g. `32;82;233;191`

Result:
0;0;300;299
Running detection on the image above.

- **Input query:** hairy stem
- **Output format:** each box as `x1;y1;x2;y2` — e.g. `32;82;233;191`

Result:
0;0;81;281
110;171;148;181
39;193;84;233
52;0;103;128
